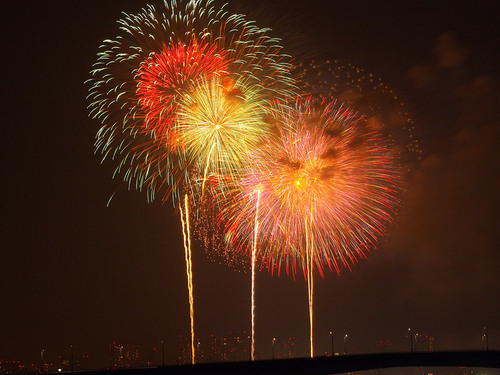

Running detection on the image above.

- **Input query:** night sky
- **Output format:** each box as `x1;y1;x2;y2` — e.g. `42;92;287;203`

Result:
2;0;499;368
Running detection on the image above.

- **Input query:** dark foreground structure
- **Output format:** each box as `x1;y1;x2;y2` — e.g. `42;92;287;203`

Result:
75;351;499;374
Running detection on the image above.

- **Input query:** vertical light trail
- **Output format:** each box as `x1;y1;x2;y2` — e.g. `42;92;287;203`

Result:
305;208;314;358
201;141;217;199
251;189;261;361
180;194;195;365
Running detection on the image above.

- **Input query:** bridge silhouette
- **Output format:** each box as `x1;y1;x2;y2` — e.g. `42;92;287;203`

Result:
75;351;499;374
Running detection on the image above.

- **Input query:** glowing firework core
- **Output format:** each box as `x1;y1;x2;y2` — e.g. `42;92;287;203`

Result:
177;76;271;190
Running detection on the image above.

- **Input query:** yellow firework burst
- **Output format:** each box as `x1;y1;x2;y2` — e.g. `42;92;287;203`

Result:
176;75;274;196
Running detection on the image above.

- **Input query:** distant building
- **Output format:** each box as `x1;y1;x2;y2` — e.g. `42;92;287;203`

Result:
206;331;249;363
175;332;302;363
109;342;139;368
54;352;90;372
275;338;300;359
375;339;393;352
0;360;28;374
175;335;192;365
415;334;435;352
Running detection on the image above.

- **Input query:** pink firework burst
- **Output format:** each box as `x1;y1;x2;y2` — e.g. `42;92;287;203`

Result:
220;98;400;277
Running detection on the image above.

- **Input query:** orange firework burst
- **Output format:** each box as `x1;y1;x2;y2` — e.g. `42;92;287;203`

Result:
221;98;399;276
217;97;400;357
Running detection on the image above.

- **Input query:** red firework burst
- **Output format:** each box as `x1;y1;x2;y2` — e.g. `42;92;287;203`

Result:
136;39;230;141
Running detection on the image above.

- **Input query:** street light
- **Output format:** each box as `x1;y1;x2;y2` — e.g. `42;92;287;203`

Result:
196;341;201;363
329;331;334;356
408;328;413;353
343;334;348;355
40;349;45;373
272;338;276;360
248;336;251;361
482;327;489;351
161;339;165;367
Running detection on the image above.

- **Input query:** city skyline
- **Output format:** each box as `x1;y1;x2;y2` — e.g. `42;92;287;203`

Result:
2;0;499;370
0;329;450;371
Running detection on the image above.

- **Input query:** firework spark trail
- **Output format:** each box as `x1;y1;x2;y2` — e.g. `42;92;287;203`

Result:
305;208;314;358
180;194;195;364
251;189;261;361
201;142;217;199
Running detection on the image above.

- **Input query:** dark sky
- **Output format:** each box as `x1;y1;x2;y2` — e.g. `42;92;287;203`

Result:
2;0;499;368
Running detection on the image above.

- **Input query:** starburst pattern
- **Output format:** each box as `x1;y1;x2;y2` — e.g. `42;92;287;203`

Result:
87;0;296;204
220;98;399;276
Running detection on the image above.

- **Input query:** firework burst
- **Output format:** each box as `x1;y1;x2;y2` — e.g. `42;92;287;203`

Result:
87;0;296;204
217;98;399;357
176;75;274;198
221;98;399;276
294;59;422;165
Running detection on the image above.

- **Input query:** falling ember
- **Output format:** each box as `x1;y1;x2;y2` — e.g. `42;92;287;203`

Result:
201;143;217;200
180;194;195;364
251;189;261;361
305;208;314;358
